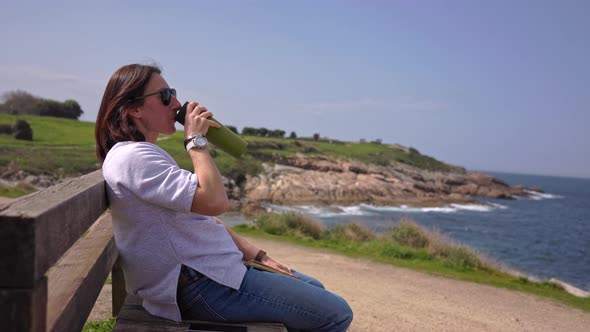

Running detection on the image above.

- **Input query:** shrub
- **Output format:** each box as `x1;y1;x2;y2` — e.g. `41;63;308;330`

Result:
240;201;267;218
254;212;325;239
388;219;494;270
380;242;430;260
283;213;325;239
0;123;13;134
390;220;430;248
13;119;33;140
254;213;289;235
221;158;264;185
328;222;376;241
426;229;492;270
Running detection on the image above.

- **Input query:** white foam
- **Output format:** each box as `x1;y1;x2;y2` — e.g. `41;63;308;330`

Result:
262;204;293;213
263;201;504;217
337;205;368;215
525;190;563;200
360;204;413;212
450;204;494;212
549;278;590;298
421;206;456;213
361;203;494;213
262;204;373;217
489;202;508;209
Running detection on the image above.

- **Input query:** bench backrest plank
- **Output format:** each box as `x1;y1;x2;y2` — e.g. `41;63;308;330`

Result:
0;170;113;331
46;213;117;332
0;170;107;287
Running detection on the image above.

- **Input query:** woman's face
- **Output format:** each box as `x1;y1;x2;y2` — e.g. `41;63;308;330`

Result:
131;73;181;142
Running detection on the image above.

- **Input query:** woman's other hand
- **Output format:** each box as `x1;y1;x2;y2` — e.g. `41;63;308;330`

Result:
184;101;221;138
261;255;296;277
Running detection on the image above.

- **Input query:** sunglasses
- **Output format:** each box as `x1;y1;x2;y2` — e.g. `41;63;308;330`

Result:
132;88;177;106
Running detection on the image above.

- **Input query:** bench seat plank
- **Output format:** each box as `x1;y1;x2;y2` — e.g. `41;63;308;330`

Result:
114;294;189;332
115;295;287;332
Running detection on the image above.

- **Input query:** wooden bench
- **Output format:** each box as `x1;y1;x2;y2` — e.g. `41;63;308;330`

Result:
0;170;286;332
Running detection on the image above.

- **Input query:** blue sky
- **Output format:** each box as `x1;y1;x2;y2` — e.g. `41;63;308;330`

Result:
1;1;588;178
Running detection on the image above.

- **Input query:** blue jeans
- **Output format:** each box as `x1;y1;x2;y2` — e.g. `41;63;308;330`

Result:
177;265;353;331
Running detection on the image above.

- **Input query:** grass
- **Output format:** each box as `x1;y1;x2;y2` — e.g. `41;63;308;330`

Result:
234;212;590;312
0;114;453;199
82;318;115;332
0;114;98;176
0;181;37;197
244;135;453;170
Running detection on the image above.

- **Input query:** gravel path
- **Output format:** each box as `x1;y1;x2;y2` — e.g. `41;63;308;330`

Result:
89;236;590;331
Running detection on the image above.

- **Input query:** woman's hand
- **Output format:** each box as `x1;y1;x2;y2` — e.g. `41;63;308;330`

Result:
184;102;229;216
184;101;221;138
261;255;296;277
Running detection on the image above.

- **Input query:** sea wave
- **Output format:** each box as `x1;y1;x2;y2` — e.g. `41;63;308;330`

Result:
263;202;504;217
362;203;497;213
525;190;564;200
361;204;457;213
488;202;508;209
262;204;374;217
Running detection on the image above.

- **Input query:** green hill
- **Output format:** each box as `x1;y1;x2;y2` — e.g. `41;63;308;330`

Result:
0;114;454;196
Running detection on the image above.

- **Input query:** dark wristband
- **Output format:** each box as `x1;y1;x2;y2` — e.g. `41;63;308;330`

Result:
255;250;267;262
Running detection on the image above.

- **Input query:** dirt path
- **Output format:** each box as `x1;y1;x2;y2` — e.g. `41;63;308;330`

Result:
89;236;590;331
0;196;15;206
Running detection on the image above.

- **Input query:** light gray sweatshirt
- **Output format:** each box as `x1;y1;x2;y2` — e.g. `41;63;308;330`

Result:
102;141;246;322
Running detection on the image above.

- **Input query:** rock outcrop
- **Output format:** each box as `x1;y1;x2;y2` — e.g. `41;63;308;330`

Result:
240;154;539;208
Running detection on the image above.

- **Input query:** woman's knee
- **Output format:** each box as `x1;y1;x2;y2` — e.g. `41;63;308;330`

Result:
315;293;353;331
291;270;326;289
332;297;353;331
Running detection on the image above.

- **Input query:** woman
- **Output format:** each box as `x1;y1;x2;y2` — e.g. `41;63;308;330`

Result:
95;63;353;331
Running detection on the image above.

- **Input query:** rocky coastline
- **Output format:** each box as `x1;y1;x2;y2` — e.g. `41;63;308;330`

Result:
232;153;542;214
1;153;542;214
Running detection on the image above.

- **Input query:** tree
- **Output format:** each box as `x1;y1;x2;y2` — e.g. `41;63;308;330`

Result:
258;127;269;137
313;133;320;141
36;99;64;117
13;119;33;140
371;138;382;144
63;99;84;119
240;126;287;137
1;90;40;115
269;129;285;138
226;125;238;134
242;127;257;136
35;99;83;119
289;131;297;139
0;90;84;119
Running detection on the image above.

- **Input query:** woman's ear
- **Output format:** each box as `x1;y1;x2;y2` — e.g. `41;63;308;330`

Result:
127;106;142;119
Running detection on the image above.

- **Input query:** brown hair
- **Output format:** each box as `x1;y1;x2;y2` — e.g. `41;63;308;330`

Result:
95;64;162;161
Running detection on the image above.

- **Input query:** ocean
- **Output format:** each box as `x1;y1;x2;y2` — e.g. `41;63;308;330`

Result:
237;172;590;292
